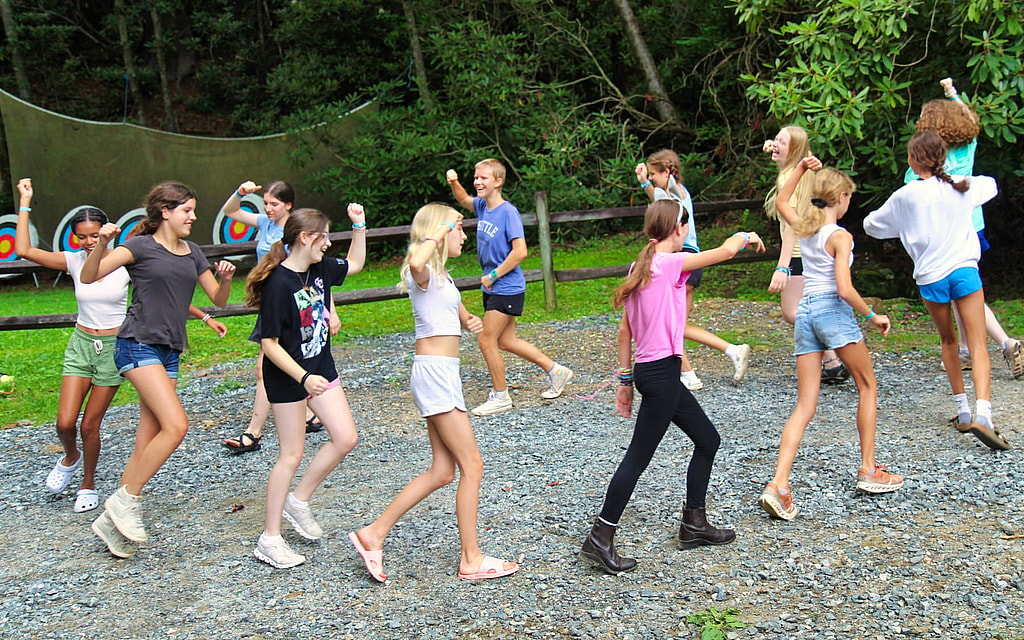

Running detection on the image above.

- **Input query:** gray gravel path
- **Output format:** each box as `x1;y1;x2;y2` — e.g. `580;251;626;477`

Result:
1;301;1022;639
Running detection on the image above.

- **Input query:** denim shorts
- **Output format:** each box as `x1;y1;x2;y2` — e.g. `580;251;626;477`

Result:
793;292;863;356
410;355;466;417
918;266;982;304
63;328;122;387
113;337;180;378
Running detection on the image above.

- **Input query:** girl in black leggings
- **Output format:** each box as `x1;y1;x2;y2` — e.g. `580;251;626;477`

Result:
580;199;763;574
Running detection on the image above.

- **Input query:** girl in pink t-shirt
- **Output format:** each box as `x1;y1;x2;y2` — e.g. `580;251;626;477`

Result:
580;199;764;575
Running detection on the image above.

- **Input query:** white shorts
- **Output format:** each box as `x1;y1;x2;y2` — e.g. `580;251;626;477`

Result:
410;355;466;417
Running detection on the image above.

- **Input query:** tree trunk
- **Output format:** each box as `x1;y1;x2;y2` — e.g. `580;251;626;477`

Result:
613;0;678;126
114;0;147;125
0;0;31;100
149;2;178;132
402;0;434;111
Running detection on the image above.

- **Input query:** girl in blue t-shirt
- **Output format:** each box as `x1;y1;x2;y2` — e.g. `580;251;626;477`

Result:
244;205;366;569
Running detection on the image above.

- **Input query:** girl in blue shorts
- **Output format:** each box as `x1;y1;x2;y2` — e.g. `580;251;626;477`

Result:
866;131;1006;450
760;157;903;522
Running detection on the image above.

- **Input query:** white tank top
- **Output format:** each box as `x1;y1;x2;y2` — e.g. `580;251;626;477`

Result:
64;250;130;330
408;266;462;339
800;224;853;296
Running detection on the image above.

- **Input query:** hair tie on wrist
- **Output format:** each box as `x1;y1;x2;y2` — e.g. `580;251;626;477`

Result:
300;372;311;386
235;190;244;199
810;198;827;208
201;313;211;322
861;310;876;319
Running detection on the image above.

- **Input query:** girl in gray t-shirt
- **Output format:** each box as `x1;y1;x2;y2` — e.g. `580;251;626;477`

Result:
81;181;236;558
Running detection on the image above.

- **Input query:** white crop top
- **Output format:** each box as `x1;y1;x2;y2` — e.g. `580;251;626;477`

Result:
64;250;130;330
799;224;852;297
408;266;462;339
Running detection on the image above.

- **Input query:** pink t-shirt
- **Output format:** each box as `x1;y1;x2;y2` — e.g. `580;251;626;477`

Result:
624;251;690;364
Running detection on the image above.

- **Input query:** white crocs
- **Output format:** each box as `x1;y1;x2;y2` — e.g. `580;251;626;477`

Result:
45;452;82;494
74;488;100;513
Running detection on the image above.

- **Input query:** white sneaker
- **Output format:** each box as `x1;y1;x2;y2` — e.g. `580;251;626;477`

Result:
92;510;137;558
45;452;81;494
283;493;323;540
731;344;751;382
541;364;574;399
471;389;514;416
104;486;147;543
254;533;306;569
680;373;703;391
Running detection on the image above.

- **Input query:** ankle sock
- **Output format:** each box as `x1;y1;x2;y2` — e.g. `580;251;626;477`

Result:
261;532;283;542
976;399;993;428
680;370;700;383
725;345;741;362
954;393;971;423
287;493;309;509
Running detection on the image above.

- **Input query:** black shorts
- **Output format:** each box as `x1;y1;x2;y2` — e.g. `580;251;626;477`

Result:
482;291;524;316
682;248;703;288
789;257;804;277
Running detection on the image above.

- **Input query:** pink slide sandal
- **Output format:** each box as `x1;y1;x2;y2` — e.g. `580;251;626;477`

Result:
458;555;519;580
348;531;386;583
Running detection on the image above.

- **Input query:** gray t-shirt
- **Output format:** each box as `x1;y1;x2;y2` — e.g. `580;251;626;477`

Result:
118;234;211;352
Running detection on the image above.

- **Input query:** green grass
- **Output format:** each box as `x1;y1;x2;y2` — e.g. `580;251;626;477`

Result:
2;231;1023;427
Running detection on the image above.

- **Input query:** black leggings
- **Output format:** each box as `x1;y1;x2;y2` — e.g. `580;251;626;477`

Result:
599;356;721;524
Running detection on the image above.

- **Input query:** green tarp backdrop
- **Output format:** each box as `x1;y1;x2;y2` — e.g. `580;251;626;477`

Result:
0;89;366;255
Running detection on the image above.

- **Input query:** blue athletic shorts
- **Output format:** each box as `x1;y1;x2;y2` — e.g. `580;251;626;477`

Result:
114;337;180;379
918;266;982;304
793;292;863;356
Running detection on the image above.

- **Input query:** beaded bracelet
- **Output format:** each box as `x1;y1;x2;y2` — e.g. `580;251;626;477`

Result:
733;232;750;249
201;313;212;322
617;373;634;386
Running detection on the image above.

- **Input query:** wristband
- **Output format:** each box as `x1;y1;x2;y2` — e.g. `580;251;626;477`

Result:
861;310;876;319
235;190;244;199
440;221;455;231
202;313;211;322
733;232;750;249
487;269;499;281
19;206;31;212
300;372;311;386
639;180;652;189
775;266;791;276
351;221;366;229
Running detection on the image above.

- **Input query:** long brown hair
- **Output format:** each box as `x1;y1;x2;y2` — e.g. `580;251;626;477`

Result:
647;149;682;183
908;131;969;193
612;200;682;309
135;182;197;236
245;208;329;308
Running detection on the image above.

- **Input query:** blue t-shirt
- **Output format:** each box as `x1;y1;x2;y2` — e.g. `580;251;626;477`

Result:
474;198;527;295
255;214;285;261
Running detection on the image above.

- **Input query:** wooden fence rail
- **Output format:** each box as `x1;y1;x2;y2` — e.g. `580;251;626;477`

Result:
1;196;766;331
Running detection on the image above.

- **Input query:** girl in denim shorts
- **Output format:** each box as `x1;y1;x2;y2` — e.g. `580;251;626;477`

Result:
349;204;518;582
81;182;235;557
759;157;903;523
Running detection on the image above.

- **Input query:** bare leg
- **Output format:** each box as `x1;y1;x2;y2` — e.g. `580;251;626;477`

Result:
291;385;358;501
924;299;967;396
263;400;307;536
120;365;185;494
771;352;822;490
834;340;878;470
77;384;119;490
955;290;991;401
245;350;271;439
54;376;91;468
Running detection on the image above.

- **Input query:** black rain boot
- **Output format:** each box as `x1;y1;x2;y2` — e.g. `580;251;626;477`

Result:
580;518;637;574
678;507;736;549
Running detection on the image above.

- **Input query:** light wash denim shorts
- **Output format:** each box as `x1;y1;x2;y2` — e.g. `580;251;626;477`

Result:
793;292;863;356
410;355;466;417
918;266;982;304
114;337;180;379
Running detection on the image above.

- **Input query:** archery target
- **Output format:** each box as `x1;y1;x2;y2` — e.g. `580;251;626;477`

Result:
0;214;38;261
52;205;106;253
114;209;147;246
213;194;263;246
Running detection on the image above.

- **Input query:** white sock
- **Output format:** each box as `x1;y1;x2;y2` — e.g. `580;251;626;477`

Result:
494;388;510;398
725;345;741;362
261;532;283;542
287;493;309;509
953;393;970;418
976;399;993;423
680;370;700;383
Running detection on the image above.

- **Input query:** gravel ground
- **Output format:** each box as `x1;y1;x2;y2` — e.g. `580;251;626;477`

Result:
1;300;1022;640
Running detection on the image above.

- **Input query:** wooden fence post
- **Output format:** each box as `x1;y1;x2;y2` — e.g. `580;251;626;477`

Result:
535;191;557;310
